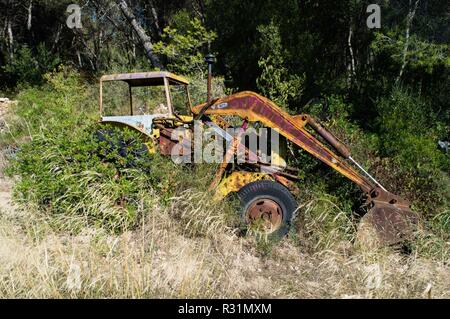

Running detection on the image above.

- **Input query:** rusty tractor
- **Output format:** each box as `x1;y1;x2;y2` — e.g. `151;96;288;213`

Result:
98;56;418;245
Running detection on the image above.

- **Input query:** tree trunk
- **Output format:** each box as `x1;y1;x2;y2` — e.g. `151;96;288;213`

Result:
131;32;136;58
27;0;33;31
51;24;62;52
193;0;206;24
72;27;98;71
396;0;420;84
347;24;356;84
117;0;163;69
149;0;162;37
7;18;13;61
76;50;82;68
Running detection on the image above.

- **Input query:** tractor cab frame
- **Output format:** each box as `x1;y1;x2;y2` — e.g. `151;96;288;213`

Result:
99;71;193;135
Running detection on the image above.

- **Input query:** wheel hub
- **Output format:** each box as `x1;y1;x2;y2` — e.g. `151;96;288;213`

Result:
246;198;283;234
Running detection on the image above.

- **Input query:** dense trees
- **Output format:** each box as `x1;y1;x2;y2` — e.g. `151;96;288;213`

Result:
1;1;448;96
1;0;448;137
0;1;448;216
2;0;447;117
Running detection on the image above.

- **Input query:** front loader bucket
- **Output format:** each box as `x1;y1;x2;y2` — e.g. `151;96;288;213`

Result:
357;187;419;246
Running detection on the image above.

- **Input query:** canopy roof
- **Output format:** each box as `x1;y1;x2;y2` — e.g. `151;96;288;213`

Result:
100;71;189;87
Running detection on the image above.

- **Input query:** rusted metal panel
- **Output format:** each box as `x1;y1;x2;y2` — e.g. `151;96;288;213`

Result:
192;91;374;193
245;198;283;234
305;115;351;158
209;119;249;191
272;174;300;195
157;127;175;155
214;171;272;201
359;187;419;245
157;126;193;157
100;115;161;136
100;71;189;86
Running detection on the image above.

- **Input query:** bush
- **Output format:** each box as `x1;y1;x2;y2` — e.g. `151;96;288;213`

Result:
376;86;448;172
1;66;93;145
4;67;159;233
256;21;305;110
2;44;61;87
8;122;157;233
375;87;449;216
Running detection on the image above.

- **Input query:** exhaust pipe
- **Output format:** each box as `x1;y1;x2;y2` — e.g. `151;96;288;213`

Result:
205;53;215;103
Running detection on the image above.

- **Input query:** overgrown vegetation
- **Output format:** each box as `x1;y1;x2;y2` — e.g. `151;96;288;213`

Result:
0;0;448;298
3;68;227;234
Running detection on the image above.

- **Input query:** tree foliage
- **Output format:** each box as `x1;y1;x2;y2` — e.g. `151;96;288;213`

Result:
154;17;216;74
0;0;448;228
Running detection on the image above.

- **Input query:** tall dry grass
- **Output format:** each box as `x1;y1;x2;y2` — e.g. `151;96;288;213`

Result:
0;188;448;298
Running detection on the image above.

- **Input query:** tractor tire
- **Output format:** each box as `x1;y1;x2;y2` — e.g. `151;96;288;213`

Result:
238;180;297;240
95;129;149;169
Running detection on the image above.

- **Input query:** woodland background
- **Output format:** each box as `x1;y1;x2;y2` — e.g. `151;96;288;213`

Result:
0;0;448;298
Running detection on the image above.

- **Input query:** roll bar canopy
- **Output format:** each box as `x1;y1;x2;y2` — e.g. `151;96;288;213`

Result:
99;71;190;116
100;71;189;87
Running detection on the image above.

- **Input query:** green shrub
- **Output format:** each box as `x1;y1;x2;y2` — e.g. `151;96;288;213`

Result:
2;44;61;86
4;67;159;233
375;87;449;216
1;66;94;146
8;123;156;233
256;21;305;110
376;87;447;171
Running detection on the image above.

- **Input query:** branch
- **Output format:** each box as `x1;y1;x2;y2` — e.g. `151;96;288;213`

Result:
27;0;32;31
7;18;13;61
116;0;163;69
347;24;357;83
149;0;162;37
396;0;420;84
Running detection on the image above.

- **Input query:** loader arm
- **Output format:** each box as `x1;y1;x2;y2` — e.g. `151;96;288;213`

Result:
193;91;419;245
192;91;375;193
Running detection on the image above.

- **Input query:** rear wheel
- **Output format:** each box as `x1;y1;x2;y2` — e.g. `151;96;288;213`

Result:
94;128;150;170
238;180;297;239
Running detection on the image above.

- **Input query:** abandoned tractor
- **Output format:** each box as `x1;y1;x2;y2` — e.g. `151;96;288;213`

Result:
98;57;418;245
